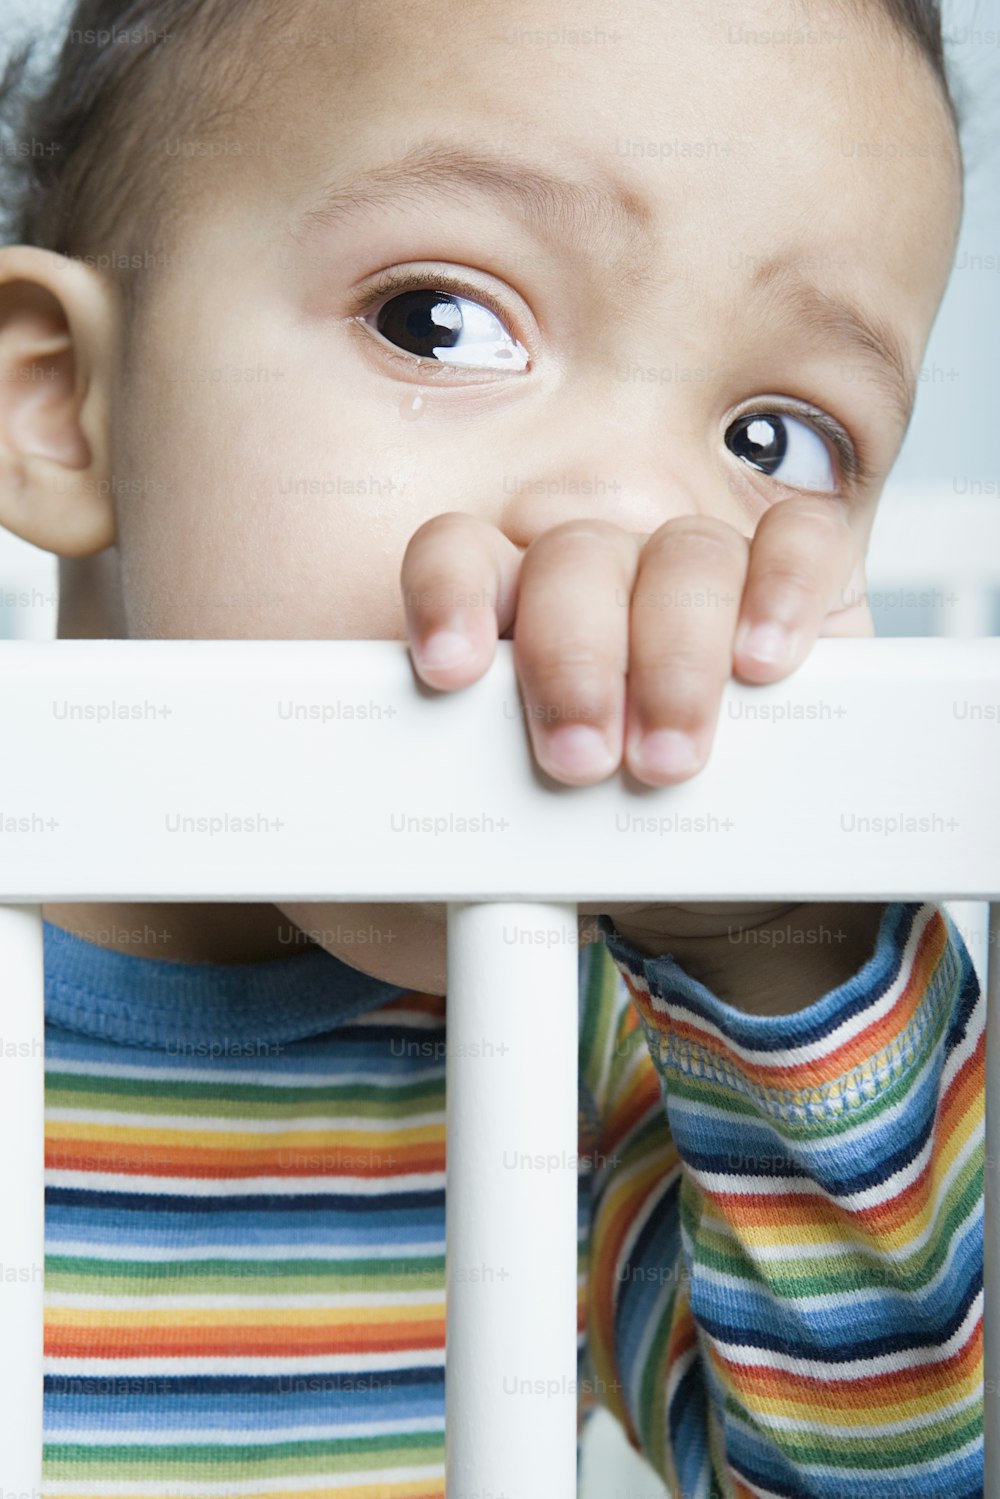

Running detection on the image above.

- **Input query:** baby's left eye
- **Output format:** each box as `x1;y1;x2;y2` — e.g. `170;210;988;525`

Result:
365;288;529;371
725;412;836;493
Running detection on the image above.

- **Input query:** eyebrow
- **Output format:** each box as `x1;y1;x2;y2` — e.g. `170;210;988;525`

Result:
294;138;656;274
296;137;916;427
748;258;916;428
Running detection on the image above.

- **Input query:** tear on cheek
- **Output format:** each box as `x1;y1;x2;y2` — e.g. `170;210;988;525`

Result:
399;390;427;421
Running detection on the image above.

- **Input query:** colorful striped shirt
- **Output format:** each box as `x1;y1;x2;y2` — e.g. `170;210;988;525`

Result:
39;899;983;1497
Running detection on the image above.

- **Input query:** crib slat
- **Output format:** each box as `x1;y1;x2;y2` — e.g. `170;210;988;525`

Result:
0;904;44;1495
0;637;996;903
0;637;995;1496
445;902;579;1498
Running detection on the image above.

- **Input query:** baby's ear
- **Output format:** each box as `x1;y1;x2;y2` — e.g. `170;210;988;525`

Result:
0;246;117;556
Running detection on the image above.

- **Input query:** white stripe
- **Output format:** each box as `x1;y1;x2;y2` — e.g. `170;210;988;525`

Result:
45;1239;447;1262
665;972;983;1162
605;1157;682;1279
642;903;941;1069
695;1111;983;1264
692;1087;983;1211
734;1478;796;1499
42;1463;446;1497
45;1417;445;1445
45;1107;446;1133
44;1170;446;1195
712;1286;981;1379
583;946;624;1116
46;1057;428;1087
627;1237;680;1419
44;1350;446;1376
731;1411;981;1482
45;1289;445;1310
664;1341;697;1422
692;1196;982;1315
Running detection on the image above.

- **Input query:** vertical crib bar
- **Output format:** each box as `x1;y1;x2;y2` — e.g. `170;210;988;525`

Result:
986;902;1000;1492
0;903;45;1494
445;902;580;1499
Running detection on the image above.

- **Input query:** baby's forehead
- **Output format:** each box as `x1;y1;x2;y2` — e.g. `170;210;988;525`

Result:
250;10;956;270
44;0;957;380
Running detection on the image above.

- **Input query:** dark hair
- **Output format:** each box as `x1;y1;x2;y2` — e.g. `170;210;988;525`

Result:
0;0;960;285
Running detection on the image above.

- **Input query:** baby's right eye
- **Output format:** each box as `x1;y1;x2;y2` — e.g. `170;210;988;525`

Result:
362;284;530;372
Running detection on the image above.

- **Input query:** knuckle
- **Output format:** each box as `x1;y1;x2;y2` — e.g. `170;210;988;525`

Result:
402;511;479;564
523;650;618;726
634;663;718;727
760;496;850;544
414;509;477;537
752;560;823;600
522;520;620;567
402;516;487;612
543;518;621;544
648;516;744;566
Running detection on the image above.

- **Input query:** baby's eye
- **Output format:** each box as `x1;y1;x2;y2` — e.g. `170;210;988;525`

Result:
364;287;530;371
725;412;837;493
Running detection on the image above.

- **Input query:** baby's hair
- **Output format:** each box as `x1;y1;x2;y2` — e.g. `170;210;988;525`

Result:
0;0;960;305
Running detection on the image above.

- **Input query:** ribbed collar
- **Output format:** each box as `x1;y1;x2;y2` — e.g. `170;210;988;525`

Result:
43;918;407;1050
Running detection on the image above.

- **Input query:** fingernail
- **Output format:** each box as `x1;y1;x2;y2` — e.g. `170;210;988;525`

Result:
635;729;703;778
415;630;473;670
738;622;789;665
544;724;616;778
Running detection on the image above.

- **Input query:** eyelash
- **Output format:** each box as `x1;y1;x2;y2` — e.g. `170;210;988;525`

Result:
727;398;873;491
346;269;874;492
346;266;534;367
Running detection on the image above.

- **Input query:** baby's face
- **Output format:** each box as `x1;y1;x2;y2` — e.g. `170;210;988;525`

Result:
110;0;960;643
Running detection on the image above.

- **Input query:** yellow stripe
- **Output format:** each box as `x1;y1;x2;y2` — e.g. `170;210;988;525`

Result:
732;1359;983;1426
46;1303;444;1330
46;1485;444;1499
46;1122;444;1151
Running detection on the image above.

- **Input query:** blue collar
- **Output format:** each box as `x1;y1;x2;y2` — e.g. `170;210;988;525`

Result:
43;918;408;1050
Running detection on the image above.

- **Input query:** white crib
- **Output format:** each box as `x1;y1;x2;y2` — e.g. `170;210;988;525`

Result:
0;632;996;1497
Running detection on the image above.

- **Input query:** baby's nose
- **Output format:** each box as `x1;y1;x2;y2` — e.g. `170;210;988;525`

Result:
497;459;721;550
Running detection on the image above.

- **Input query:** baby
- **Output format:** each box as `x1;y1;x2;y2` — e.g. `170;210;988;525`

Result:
0;0;982;1495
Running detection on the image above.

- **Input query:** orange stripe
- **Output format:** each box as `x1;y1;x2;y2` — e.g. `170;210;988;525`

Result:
628;910;946;1092
46;1141;446;1179
711;1317;981;1410
701;1032;982;1241
603;1051;663;1153
369;991;446;1019
46;1320;446;1358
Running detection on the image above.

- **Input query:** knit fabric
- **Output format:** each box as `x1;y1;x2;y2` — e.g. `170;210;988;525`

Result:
40;900;983;1497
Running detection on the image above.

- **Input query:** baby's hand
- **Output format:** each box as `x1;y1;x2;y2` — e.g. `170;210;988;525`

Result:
402;500;873;787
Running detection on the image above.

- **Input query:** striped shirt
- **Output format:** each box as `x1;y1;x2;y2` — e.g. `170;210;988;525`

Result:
40;900;983;1497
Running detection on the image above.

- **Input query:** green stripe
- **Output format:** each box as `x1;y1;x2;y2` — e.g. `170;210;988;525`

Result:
727;1402;982;1467
47;1073;444;1118
692;1157;983;1297
45;1429;444;1478
637;1278;675;1475
46;1253;446;1278
661;975;953;1134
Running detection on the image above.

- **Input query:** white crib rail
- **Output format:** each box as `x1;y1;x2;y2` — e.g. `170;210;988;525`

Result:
0;636;997;1498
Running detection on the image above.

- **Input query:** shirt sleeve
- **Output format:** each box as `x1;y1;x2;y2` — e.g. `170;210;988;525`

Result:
586;900;984;1499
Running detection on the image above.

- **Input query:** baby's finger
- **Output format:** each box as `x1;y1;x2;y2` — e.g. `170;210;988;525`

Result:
402;511;523;689
733;496;857;683
625;517;747;784
513;520;640;784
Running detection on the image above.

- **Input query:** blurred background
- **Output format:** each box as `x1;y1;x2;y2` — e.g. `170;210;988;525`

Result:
1;0;997;1493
